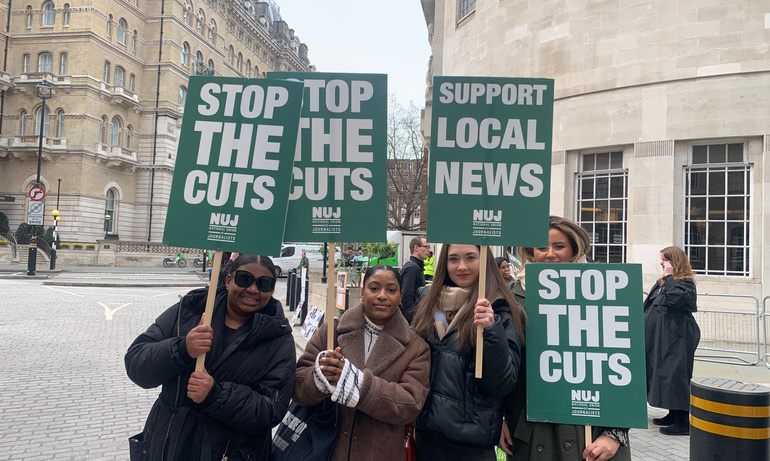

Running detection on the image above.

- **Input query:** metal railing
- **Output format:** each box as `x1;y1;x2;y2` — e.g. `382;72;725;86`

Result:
0;225;17;259
763;296;770;369
693;292;761;366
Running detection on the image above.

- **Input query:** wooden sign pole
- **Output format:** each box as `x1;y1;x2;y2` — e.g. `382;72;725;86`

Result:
196;250;223;372
326;243;336;350
585;425;593;450
475;245;487;378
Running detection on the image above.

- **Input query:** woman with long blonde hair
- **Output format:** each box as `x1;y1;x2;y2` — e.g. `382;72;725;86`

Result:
411;244;525;460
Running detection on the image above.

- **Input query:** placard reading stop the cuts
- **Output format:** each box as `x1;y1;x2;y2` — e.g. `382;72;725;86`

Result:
525;263;648;429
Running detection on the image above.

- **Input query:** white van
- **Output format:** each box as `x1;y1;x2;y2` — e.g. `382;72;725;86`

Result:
270;243;339;277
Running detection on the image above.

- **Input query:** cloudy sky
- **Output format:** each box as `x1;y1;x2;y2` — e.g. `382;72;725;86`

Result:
275;0;432;108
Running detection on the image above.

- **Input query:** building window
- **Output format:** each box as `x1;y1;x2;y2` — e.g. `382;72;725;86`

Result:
56;109;64;137
208;20;216;43
685;143;751;276
117;18;127;44
26;6;33;28
109;116;121;146
59;53;68;74
458;0;476;19
128;74;135;91
183;2;191;25
178;86;187;105
38;52;53;73
103;61;110;81
246;59;251;78
20;110;27;135
236;53;242;73
63;4;70;26
227;46;233;65
23;54;30;73
35;105;51;137
207;59;215;74
114;66;124;87
194;51;203;73
42;1;55;26
576;151;628;263
181;42;190;65
105;189;116;234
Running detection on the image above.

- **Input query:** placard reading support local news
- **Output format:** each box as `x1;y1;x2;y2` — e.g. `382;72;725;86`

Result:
267;72;387;243
526;263;647;429
163;76;304;254
427;77;554;246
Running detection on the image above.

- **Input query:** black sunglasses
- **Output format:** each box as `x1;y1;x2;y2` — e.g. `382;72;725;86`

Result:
232;270;276;292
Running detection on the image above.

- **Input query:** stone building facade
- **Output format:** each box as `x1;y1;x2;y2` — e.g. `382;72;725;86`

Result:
420;0;770;301
0;0;312;245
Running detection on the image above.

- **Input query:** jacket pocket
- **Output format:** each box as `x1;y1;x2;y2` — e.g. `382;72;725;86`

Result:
128;432;149;461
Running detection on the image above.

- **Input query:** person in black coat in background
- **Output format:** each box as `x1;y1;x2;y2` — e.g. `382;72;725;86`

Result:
125;254;296;460
644;246;700;435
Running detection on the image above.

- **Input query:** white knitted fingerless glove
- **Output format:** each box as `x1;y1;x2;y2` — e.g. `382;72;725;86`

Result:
313;352;335;395
331;359;363;408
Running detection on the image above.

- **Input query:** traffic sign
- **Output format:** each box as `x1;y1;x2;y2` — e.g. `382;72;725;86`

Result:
28;200;44;225
28;186;45;201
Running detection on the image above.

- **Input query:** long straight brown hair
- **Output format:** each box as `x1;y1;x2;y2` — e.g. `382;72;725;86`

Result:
659;246;695;284
411;244;526;350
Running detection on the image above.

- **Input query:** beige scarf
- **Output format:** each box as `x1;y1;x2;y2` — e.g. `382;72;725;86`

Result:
434;286;472;340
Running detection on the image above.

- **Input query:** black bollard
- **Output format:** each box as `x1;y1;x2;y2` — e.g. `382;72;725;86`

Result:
689;377;770;461
287;269;295;310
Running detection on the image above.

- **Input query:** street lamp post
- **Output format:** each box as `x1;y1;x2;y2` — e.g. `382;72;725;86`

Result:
27;77;54;276
104;214;111;240
50;178;61;270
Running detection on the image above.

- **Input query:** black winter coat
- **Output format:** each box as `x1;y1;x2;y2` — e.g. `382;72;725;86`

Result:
415;298;522;455
644;276;700;410
125;285;296;461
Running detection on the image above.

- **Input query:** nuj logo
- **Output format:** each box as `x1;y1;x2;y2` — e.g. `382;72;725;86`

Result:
210;212;239;227
473;209;502;222
572;390;600;402
312;207;341;219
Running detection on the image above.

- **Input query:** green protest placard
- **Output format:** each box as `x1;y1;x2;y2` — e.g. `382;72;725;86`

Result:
427;77;554;246
163;76;304;255
525;263;648;429
267;72;387;243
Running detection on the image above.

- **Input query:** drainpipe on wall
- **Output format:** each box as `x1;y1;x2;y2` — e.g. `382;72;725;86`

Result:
0;0;13;134
148;0;165;249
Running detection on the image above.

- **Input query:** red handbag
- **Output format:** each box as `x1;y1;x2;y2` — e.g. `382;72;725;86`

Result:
405;423;417;461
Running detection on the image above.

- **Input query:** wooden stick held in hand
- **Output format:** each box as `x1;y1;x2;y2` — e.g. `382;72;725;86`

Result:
196;250;222;372
475;246;487;379
326;243;336;351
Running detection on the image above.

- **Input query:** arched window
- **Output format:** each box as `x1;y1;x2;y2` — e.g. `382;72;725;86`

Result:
236;53;242;73
107;15;112;36
126;125;133;149
35;105;51;137
196;10;205;34
254;64;259;77
26;6;33;28
100;115;109;144
207;59;215;75
114;66;124;87
128;74;135;91
105;189;116;234
178;86;187;105
42;1;55;26
208;20;216;43
20;110;27;136
38;52;53;73
183;1;192;25
194;51;203;73
109;116;121;146
117;18;127;44
246;59;251;78
103;61;110;81
227;46;233;65
56;109;64;138
59;52;68;74
63;4;70;26
181;42;190;65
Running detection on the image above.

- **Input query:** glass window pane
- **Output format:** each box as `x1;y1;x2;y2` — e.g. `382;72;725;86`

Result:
708;144;726;163
707;222;725;245
608;246;623;263
727;171;745;195
609;223;624;244
595;223;608;243
610;151;623;169
581;178;594;199
596;153;610;170
580;203;594;222
707;247;724;272
689;171;706;195
596;177;609;199
727;248;744;273
610;176;624;198
727;222;745;245
727;143;743;163
692;145;707;164
581;223;594;242
609;200;624;221
687;222;705;245
726;197;745;220
708;171;725;195
708;197;725;220
689;197;707;220
593;245;608;263
582;155;594;172
689;247;705;270
595;200;609;221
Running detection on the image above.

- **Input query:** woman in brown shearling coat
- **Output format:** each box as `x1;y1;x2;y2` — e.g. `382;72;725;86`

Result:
293;265;431;461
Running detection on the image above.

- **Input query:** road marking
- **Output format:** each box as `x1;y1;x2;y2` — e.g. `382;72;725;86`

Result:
99;302;131;320
44;286;83;297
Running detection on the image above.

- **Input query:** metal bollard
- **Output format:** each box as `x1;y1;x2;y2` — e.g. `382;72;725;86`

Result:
690;377;770;460
286;269;295;310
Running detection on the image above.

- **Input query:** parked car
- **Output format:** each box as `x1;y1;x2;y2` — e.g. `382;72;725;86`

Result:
270;243;340;277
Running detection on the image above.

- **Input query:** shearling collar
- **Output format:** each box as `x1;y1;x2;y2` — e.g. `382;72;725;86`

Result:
336;304;410;376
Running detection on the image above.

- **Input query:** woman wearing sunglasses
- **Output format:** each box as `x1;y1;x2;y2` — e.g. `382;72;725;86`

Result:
125;254;296;461
292;265;431;460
